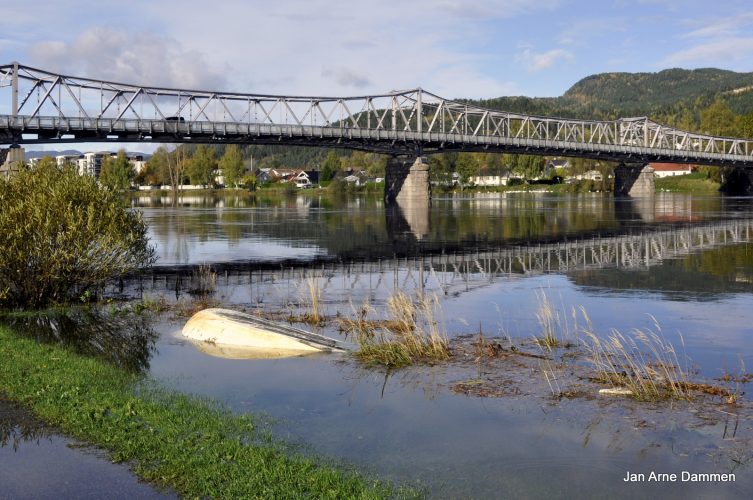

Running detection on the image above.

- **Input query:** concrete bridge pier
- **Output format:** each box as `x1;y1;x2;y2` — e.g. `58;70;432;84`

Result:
0;146;24;178
385;156;431;206
614;163;655;196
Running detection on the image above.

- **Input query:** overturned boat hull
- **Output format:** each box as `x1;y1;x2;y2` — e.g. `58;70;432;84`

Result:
182;308;344;358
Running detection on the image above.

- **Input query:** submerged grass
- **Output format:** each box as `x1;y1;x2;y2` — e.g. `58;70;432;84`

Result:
534;291;567;349
0;325;404;498
188;263;217;296
352;292;449;368
577;308;691;401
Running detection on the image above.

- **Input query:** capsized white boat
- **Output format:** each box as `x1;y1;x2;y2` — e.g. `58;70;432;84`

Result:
182;308;346;359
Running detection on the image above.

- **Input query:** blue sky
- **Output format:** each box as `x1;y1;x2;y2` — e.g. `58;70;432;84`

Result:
1;0;752;100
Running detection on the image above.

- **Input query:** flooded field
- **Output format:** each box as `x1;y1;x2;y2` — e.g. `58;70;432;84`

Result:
6;191;753;498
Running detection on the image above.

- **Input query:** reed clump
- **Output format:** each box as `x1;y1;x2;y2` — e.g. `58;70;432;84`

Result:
580;311;691;401
188;264;217;296
286;278;326;326
337;301;375;338
353;292;450;368
301;277;325;325
534;291;562;348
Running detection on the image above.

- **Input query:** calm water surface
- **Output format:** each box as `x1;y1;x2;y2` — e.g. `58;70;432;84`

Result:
24;191;753;498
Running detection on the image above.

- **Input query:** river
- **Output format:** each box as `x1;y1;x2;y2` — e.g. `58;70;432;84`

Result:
8;190;753;498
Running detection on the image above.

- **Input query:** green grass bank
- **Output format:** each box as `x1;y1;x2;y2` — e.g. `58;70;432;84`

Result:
655;172;720;192
0;325;403;499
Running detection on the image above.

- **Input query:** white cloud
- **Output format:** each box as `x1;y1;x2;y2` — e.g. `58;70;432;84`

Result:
132;0;554;97
8;0;559;100
517;48;573;72
321;67;372;89
27;27;228;90
663;37;753;67
681;13;753;39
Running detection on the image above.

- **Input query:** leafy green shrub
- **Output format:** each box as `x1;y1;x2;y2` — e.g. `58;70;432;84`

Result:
0;161;155;307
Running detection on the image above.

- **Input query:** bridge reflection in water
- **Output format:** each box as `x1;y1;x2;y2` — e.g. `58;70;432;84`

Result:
135;218;753;305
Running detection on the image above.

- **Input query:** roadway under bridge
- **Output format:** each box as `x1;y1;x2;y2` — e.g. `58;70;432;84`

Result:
2;63;753;198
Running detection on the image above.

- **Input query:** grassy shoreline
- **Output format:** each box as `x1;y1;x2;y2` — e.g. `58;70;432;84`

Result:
655;172;720;192
0;325;401;498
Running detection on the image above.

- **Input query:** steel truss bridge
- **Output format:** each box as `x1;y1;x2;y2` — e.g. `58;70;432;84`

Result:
1;62;752;167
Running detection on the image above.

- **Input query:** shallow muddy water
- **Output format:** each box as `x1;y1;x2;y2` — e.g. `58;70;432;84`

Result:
0;396;173;499
128;191;753;498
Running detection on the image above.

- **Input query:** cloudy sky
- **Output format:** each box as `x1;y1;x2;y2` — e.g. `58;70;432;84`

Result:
1;0;752;100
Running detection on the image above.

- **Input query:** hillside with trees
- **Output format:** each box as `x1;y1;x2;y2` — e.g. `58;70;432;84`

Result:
469;67;753;119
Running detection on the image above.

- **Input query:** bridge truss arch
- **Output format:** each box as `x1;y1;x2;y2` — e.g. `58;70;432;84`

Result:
1;62;752;167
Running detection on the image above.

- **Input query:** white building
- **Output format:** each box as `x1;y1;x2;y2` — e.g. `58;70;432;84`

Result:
77;152;108;177
470;174;513;186
649;163;695;178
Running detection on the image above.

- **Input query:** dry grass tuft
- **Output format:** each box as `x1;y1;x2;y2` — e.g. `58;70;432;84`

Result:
580;311;690;401
189;264;217;296
352;292;450;368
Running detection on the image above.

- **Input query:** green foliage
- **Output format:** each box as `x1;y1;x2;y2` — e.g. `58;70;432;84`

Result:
327;177;347;195
699;99;738;136
0;164;155;307
655;172;720;192
321;150;341;183
454;153;478;186
240;173;257;191
469;68;753;122
99;150;134;191
188;145;217;187
0;326;402;498
147;146;169;186
510;154;546;180
219;145;245;187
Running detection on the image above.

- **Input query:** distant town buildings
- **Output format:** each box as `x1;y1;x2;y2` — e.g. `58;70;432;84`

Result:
28;152;147;178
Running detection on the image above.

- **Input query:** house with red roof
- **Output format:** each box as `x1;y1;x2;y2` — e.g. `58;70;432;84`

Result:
648;163;695;178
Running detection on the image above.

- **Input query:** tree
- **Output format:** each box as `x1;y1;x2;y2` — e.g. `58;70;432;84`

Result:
145;146;169;186
159;146;189;204
188;145;217;187
700;99;737;137
320;151;341;183
0;162;155;307
99;150;134;191
455;153;479;186
240;173;258;191
219;145;245;187
512;154;546;180
739;112;753;139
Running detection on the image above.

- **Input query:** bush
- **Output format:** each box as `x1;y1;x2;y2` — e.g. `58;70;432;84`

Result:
0;162;155;308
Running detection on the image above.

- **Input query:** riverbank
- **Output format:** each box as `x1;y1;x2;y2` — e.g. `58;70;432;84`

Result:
655;172;720;192
0;325;403;499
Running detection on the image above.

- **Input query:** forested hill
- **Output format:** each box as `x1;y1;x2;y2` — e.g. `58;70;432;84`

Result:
468;68;753;120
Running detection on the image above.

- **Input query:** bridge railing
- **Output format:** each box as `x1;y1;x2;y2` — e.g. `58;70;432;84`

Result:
1;63;751;161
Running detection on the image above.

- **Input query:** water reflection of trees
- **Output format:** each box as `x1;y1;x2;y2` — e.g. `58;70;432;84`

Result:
136;192;753;269
570;243;753;299
140;193;647;264
0;396;51;451
0;308;158;373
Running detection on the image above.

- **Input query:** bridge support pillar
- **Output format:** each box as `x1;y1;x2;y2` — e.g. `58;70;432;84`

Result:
614;163;654;196
385;156;431;206
0;146;24;178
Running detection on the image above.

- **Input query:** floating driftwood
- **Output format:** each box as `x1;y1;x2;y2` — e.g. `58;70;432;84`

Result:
598;387;634;396
182;308;345;359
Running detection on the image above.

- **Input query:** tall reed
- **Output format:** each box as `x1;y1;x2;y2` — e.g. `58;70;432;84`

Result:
354;292;450;368
579;309;690;400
